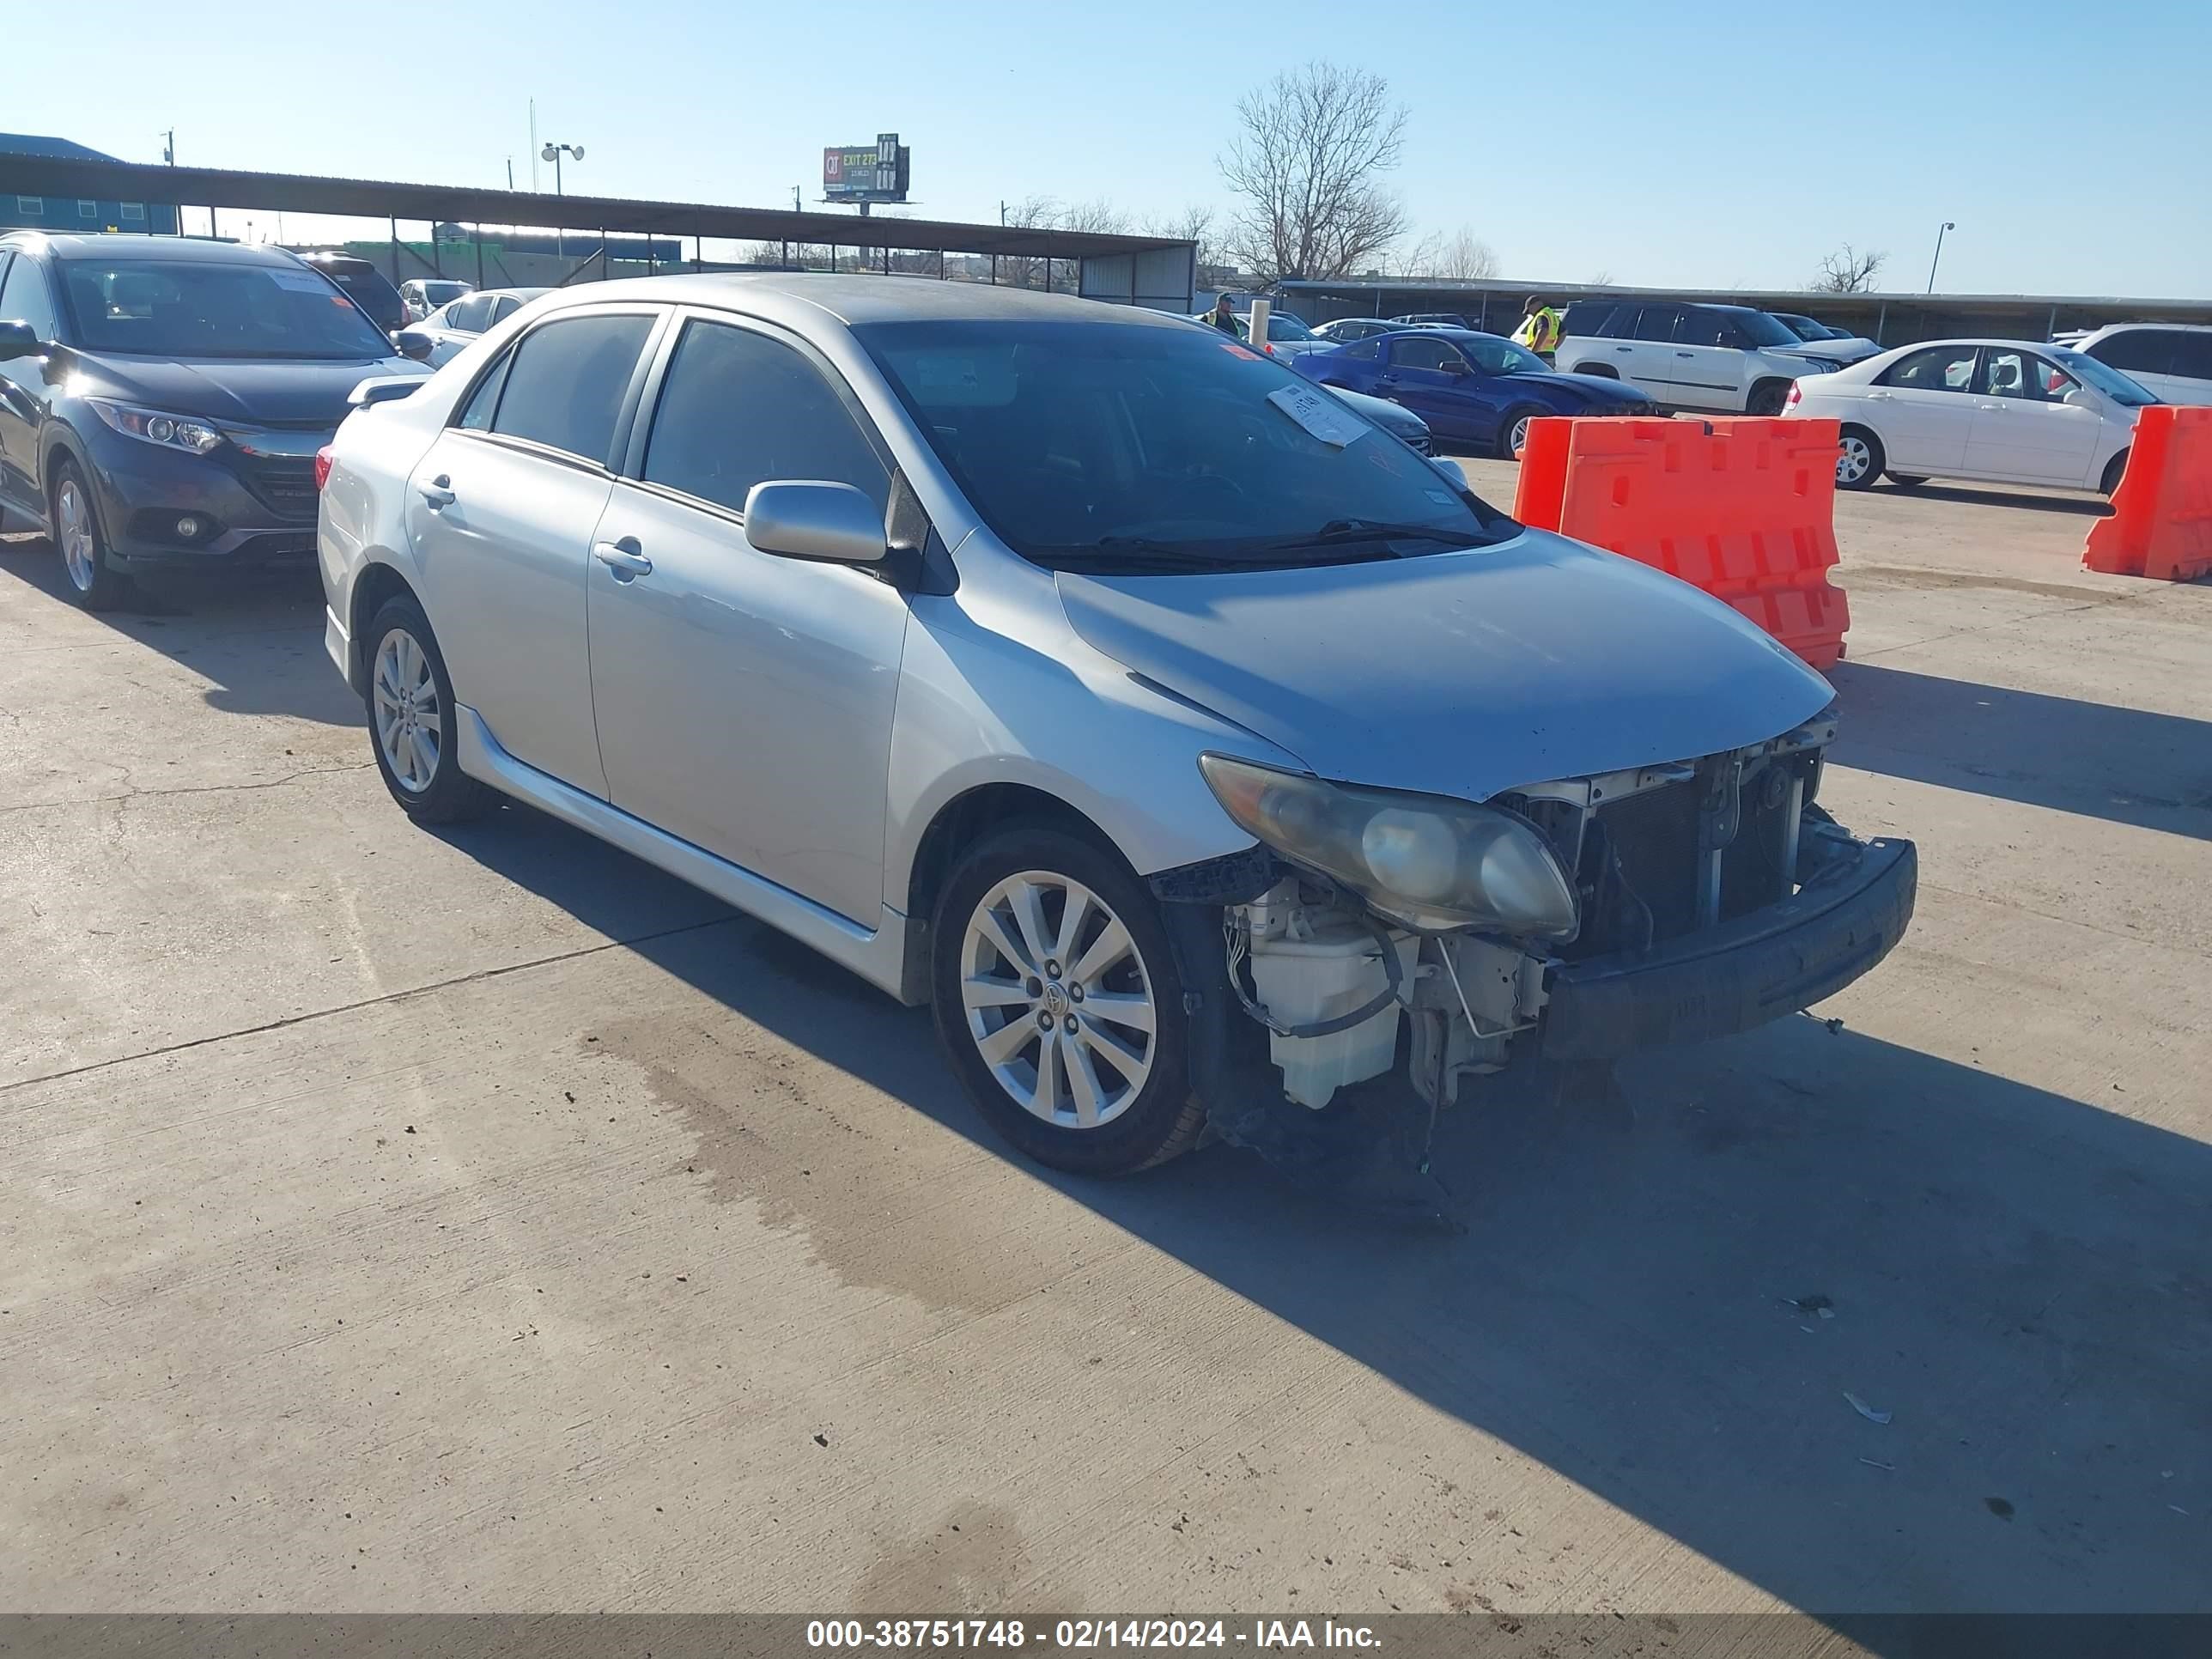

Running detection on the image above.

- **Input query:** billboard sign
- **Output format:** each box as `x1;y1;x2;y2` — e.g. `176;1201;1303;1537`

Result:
823;133;910;203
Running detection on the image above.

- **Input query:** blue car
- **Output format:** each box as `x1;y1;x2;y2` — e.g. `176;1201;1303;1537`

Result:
1292;328;1657;460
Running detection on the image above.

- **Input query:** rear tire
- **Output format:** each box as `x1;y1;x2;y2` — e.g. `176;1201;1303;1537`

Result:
363;594;495;824
1836;426;1884;491
2100;451;2130;496
931;825;1204;1176
49;459;131;611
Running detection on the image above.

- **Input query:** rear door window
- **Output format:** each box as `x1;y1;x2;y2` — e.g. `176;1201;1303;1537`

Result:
641;319;888;518
1881;344;1980;392
1674;307;1733;348
1632;305;1682;342
447;293;496;333
2086;329;2174;376
2171;332;2212;380
488;313;656;466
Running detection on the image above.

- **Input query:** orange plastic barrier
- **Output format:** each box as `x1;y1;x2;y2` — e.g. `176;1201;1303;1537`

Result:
1514;416;1850;670
2082;405;2212;581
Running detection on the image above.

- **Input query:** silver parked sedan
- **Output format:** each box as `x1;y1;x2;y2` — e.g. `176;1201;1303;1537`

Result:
395;286;550;368
319;276;1915;1179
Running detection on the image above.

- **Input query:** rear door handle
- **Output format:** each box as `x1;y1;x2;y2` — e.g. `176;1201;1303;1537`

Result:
592;539;653;579
419;474;455;509
1975;402;2003;411
1866;391;1893;400
1675;350;1696;358
1613;344;1633;352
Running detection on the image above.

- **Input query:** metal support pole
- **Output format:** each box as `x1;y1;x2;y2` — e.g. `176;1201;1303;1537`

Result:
475;225;484;288
599;230;608;279
991;253;999;286
388;216;399;284
883;244;890;276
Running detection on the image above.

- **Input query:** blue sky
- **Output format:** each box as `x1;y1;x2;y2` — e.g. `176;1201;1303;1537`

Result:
12;0;2210;297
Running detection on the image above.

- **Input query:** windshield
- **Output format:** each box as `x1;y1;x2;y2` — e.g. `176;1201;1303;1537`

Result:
2049;348;2160;408
1733;310;1802;348
1772;314;1824;341
1241;311;1314;340
420;281;469;305
856;318;1509;571
1460;336;1550;375
58;258;397;360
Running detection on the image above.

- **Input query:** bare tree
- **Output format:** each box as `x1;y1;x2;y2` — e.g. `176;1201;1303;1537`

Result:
1587;269;1615;288
1220;62;1411;283
1810;243;1887;294
1144;204;1218;269
1393;227;1500;280
1059;198;1131;236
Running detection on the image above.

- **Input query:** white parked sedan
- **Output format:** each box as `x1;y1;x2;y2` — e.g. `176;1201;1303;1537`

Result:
1782;337;2160;495
396;287;550;368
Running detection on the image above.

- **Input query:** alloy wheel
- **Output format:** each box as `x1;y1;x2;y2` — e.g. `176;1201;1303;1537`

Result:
56;480;97;592
373;628;442;793
1837;434;1874;486
1508;415;1533;459
959;871;1157;1130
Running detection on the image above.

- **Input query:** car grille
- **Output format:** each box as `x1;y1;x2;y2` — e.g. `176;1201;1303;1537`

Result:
241;458;319;524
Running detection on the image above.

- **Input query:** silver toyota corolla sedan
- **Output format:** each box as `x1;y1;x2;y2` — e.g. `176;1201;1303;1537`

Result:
317;276;1915;1180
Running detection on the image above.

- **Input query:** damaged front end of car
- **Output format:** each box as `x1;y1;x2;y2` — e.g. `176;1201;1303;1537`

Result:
1152;710;1916;1211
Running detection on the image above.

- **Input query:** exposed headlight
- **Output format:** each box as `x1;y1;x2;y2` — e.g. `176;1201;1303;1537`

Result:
85;398;227;456
1199;754;1579;938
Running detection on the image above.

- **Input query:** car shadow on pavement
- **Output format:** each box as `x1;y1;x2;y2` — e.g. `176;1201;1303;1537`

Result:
1828;662;2212;838
442;811;2210;1621
0;534;356;726
1867;483;2109;517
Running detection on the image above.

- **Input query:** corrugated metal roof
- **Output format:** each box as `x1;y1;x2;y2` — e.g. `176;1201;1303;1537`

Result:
1276;274;2212;316
0;132;123;162
0;153;1191;262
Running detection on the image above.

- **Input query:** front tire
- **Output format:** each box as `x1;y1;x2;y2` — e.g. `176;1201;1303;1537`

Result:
1836;426;1884;490
364;594;493;823
931;826;1204;1176
1498;406;1544;461
1747;380;1791;416
49;459;131;611
1887;473;1929;488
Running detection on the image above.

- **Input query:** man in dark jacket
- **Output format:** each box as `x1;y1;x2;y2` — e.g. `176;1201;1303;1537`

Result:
1206;294;1239;335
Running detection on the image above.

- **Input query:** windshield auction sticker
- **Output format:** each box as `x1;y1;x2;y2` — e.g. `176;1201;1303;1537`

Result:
1265;385;1369;448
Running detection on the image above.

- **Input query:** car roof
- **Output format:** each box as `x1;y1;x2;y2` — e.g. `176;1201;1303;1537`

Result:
1;232;307;267
2081;320;2212;336
525;273;1203;331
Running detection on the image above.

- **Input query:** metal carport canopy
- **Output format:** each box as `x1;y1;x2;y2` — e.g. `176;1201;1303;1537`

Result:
0;155;1191;261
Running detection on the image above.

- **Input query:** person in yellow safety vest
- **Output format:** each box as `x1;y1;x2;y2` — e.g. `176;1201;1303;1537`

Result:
1512;295;1565;365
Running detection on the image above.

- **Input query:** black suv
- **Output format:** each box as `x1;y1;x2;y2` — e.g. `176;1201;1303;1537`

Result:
0;234;424;607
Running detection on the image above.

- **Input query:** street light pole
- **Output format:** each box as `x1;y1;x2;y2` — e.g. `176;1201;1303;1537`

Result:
1927;221;1956;295
542;142;584;264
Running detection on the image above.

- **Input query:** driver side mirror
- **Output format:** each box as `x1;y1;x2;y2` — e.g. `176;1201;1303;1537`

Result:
2062;386;2094;409
0;320;43;362
395;329;434;362
743;481;886;567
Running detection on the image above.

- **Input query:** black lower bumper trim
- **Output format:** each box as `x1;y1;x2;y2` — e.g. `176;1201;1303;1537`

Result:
1540;836;1917;1061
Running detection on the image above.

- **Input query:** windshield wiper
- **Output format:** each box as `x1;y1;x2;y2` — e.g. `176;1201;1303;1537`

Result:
1267;519;1475;549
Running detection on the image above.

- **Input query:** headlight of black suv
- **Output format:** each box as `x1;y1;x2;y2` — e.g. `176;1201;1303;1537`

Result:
1199;754;1579;939
85;398;228;456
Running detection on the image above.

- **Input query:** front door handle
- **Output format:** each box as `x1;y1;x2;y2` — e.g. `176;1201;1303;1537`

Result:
419;474;455;509
592;538;653;579
1675;350;1696;358
1613;344;1633;352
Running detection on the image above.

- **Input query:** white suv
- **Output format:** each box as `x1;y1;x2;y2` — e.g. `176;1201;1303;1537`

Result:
2063;323;2212;407
1554;300;1845;415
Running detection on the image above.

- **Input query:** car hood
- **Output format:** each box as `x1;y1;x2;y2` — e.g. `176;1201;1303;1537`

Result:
1516;370;1651;403
75;355;427;427
1056;528;1833;799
